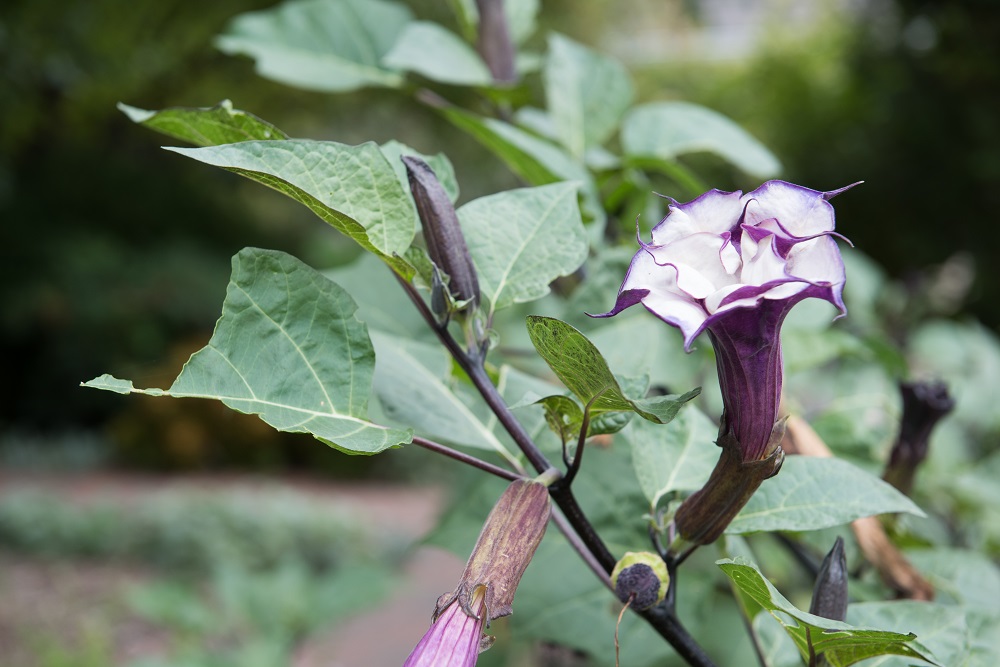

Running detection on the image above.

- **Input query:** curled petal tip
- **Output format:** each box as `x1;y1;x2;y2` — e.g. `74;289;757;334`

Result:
823;181;863;200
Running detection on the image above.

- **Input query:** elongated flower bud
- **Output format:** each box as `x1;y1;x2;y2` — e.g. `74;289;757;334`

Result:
809;536;849;621
404;479;550;666
403;156;481;310
883;381;954;496
475;0;517;84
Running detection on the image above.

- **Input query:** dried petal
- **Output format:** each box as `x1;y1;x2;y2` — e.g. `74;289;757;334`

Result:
404;479;550;665
883;381;954;495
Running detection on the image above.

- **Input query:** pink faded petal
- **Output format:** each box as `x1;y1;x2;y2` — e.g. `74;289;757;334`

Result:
742;181;836;237
651;189;745;246
404;599;485;667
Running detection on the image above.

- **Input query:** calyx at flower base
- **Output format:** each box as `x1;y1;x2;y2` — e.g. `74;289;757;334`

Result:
673;424;785;546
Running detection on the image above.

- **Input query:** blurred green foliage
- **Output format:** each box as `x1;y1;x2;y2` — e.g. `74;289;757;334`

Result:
635;0;1000;328
0;489;383;571
0;0;514;469
0;487;399;667
3;0;999;470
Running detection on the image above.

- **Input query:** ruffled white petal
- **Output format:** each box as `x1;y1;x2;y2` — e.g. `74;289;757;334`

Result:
741;235;789;287
645;233;734;298
785;235;845;286
742;181;836;237
651;189;745;246
599;180;848;348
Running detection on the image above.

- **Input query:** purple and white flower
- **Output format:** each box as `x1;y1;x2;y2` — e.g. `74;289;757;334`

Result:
596;180;855;462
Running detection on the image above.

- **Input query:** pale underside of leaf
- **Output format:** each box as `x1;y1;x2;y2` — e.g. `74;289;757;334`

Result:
727;456;926;534
460;183;587;315
215;0;411;92
82;248;410;455
165;140;416;278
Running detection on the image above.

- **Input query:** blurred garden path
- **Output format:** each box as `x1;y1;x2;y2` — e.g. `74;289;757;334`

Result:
0;472;462;665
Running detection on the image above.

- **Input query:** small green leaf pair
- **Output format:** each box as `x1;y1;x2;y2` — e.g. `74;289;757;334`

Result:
525;315;700;442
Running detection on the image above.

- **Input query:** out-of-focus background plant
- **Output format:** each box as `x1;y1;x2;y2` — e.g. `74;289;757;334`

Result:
3;0;999;664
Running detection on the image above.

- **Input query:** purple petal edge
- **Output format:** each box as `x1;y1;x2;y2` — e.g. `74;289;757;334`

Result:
587;288;648;319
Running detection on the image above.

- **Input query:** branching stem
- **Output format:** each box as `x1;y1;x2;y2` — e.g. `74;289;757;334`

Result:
411;436;521;482
394;271;716;667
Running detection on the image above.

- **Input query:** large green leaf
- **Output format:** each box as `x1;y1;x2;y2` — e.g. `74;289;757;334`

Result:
435;106;604;224
166;140;416;278
525;316;699;425
215;0;411;92
82;248;411;455
847;602;969;667
439;106;563;184
625;405;719;509
459;184;587;314
726;456;925;534
904;548;1000;614
382;22;492;86
621;101;781;178
544;33;633;157
719;559;937;666
369;331;514;461
118;100;288;146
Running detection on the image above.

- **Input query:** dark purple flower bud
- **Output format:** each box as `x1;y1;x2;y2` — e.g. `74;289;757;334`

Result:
809;536;849;622
404;479;550;666
883;381;954;496
596;180;855;464
475;0;517;84
610;551;670;610
403;156;481;311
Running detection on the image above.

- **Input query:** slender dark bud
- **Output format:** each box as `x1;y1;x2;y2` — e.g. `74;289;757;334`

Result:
883;381;954;496
403;156;481;310
610;552;669;610
809;536;849;621
672;425;784;546
475;0;517;84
